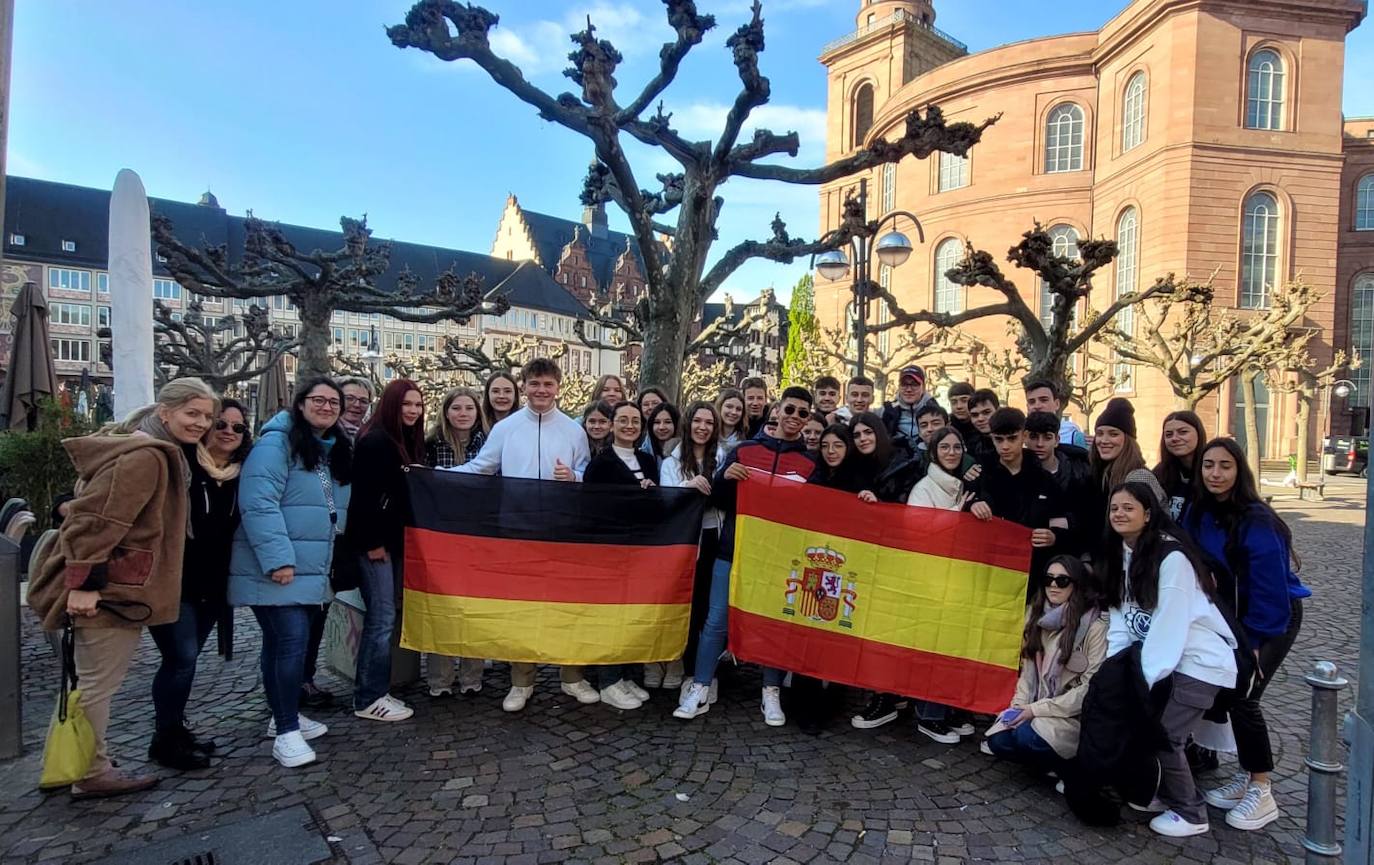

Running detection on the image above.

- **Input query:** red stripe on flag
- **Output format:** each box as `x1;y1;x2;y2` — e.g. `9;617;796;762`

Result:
738;476;1031;574
403;527;697;606
728;608;1018;715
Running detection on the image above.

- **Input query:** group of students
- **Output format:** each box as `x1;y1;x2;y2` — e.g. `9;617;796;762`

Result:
26;360;1308;842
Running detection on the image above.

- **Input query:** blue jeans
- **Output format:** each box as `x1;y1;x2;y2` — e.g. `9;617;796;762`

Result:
149;599;220;734
915;700;948;722
693;558;783;688
252;605;313;734
354;553;399;710
598;665;629;688
986;721;1063;775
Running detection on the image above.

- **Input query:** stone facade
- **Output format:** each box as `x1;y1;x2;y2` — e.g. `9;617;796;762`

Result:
817;0;1370;461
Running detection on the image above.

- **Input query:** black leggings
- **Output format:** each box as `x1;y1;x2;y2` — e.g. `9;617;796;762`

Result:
1233;598;1303;774
682;527;720;679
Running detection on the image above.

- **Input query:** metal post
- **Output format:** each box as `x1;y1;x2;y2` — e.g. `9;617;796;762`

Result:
853;179;869;379
1304;661;1347;862
1349;462;1374;863
0;536;21;759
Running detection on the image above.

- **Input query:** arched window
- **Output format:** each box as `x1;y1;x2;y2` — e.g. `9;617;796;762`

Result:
938;150;969;192
1246;49;1285;131
1039;225;1080;328
1357;174;1374;231
1241;191;1280;308
1122;72;1147;152
1113;208;1139;390
1353;275;1374;406
853;84;875;149
881;162;896;212
877;265;892;355
1045;104;1084;173
933;238;963;314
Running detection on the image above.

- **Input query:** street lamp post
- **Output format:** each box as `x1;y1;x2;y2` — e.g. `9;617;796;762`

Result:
812;179;923;379
1318;378;1356;479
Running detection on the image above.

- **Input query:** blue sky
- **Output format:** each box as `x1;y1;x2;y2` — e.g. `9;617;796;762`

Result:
10;0;1373;304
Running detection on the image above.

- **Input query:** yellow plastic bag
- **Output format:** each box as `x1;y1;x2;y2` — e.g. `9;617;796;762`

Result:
39;623;96;789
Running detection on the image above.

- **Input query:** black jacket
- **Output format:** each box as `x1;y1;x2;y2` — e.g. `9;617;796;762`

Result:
874;450;929;503
182;454;241;606
346;429;414;556
713;435;816;562
1044;445;1095;555
585;447;660;486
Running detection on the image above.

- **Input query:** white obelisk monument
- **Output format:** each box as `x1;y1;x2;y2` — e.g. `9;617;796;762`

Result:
108;169;156;418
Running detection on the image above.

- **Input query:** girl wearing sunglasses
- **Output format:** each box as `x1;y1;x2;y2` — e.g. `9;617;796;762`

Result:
983;555;1106;781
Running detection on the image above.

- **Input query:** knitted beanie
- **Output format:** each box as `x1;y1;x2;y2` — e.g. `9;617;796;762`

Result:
1095;397;1137;439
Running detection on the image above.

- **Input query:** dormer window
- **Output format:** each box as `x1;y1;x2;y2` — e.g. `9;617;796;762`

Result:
9;233;24;246
61;239;76;252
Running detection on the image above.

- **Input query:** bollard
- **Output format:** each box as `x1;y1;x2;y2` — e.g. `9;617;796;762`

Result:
0;536;20;759
1305;660;1348;863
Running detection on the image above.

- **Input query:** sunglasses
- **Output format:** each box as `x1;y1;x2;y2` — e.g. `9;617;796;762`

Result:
1043;574;1074;589
215;421;247;434
780;404;811;419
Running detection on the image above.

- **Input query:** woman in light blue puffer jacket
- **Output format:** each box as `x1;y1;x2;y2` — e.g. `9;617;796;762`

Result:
229;377;352;768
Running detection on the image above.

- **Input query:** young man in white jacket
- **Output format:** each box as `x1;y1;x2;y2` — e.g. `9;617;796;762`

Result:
448;358;596;711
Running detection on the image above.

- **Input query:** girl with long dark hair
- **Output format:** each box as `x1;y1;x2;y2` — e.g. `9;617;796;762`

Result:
347;379;424;723
984;555;1106;774
1086;398;1146;555
1100;481;1237;837
715;388;746;452
658;401;723;690
1183;437;1309;832
646;401;681;461
148;397;251;770
1154;411;1207;521
907;427;972;510
229;377;353;768
809;424;861;491
482;371;520;429
849;411;895;502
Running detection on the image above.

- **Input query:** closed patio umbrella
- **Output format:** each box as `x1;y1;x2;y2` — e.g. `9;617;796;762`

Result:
0;282;60;431
256;354;289;430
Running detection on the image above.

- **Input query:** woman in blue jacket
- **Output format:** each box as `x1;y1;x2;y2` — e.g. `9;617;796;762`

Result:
1182;437;1309;833
229;377;353;769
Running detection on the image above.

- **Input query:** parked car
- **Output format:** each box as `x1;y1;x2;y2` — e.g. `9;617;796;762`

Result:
1323;435;1368;477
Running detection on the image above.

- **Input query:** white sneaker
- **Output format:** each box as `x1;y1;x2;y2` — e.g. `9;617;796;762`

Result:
623;680;651;702
599;681;643;710
1128;798;1167;814
643;663;664;688
979;739;993;757
1204;771;1251;810
265;714;328;740
673;682;712;719
663;659;684;690
503;685;534;712
761;686;785;727
1149;810;1209;837
272;730;316;768
1225;782;1279;831
561;679;601;705
681;677;720;705
429;686;453;698
354;695;414;722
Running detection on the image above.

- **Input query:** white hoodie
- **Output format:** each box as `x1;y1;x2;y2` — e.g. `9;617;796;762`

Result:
1107;544;1238;689
450;405;591;481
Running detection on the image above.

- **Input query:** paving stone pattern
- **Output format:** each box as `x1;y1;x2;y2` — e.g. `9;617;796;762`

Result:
0;478;1365;864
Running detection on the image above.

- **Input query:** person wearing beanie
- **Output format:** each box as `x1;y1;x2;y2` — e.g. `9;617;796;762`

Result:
882;366;934;445
1086;398;1146;558
1096;397;1137;439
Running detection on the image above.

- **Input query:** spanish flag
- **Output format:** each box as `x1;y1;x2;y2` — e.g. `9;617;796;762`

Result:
400;469;705;664
729;475;1031;714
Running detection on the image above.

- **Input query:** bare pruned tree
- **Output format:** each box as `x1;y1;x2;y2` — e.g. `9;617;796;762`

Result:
153;213;512;381
387;1;994;398
151;299;299;391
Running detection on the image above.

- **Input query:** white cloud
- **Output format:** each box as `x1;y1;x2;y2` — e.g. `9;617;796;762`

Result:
671;102;827;156
487;4;651;77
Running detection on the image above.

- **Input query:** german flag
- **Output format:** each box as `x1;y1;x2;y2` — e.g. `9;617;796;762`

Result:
401;469;705;664
729;475;1031;714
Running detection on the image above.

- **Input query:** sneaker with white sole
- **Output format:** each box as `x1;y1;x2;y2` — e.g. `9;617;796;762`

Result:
272;730;316;768
1203;771;1251;810
761;686;786;727
265;714;328;740
916;721;961;744
561;679;601;705
600;681;643;710
354;695;414;722
1128;798;1167;814
429;686;453;698
674;682;712;719
643;663;664;688
624;680;651;702
949;718;976;737
503;685;534;712
979;739;994;756
662;660;684;690
681;677;720;705
1149;810;1209;837
851;693;901;729
1225;782;1279;831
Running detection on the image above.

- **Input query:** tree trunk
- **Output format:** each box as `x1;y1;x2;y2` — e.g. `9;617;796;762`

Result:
1242;374;1261;478
1294;379;1312;484
297;295;333;382
638;284;693;402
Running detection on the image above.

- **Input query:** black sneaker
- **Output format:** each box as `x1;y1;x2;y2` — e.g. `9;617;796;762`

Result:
948;711;976;737
1186;741;1219;774
917;720;961;744
851;693;901;729
299;682;335;709
148;731;210;771
178;724;216;755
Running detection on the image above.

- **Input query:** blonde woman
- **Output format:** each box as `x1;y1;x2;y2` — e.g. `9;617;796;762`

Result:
424;387;488;696
28;377;219;798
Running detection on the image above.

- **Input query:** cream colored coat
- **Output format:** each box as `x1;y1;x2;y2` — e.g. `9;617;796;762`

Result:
1009;611;1109;759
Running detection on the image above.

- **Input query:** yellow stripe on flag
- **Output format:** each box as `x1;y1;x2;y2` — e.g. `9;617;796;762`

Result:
730;514;1025;670
401;591;691;665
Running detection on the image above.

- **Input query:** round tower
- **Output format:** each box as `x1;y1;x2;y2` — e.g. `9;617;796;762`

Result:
855;0;935;29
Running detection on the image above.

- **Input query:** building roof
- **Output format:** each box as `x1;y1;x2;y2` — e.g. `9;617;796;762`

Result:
520;207;645;290
2;175;590;318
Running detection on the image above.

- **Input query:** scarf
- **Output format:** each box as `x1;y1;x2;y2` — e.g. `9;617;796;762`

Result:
137;411;195;537
195;443;242;482
1034;603;1097;698
923;463;964;508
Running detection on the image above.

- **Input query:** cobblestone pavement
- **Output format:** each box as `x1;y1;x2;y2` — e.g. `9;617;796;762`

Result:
0;477;1365;865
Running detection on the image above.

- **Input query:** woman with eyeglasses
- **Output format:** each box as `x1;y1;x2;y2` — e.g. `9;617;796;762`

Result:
229;377;353;768
809;424;862;492
582;401;614;455
715;388;747;453
585;401;659;710
984;555;1107;778
907;427;974;510
482;371;520;430
147;397;252;771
